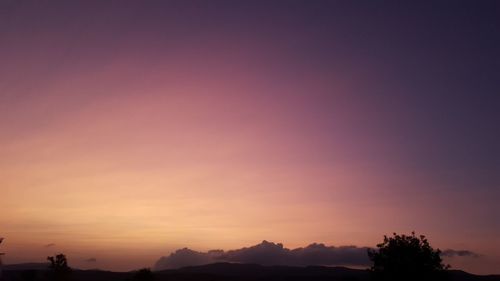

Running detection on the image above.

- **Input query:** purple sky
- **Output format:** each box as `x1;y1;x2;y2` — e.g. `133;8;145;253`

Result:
0;0;499;274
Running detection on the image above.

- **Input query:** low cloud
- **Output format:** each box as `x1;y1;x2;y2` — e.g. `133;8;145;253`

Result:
85;258;97;262
154;241;371;270
44;243;56;248
154;241;481;270
154;248;220;269
441;249;480;258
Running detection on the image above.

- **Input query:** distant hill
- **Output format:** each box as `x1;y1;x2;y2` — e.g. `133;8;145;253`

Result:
161;263;500;281
3;262;500;281
165;262;370;280
3;262;49;271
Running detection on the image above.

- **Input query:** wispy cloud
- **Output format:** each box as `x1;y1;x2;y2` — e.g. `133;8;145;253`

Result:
441;249;480;258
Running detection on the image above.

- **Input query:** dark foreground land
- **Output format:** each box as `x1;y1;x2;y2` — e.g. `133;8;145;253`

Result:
4;262;500;281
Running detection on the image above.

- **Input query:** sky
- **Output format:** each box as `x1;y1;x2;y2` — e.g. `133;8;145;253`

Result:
0;0;499;275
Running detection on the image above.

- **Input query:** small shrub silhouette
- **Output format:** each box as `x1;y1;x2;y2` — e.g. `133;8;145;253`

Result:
133;268;154;281
47;254;71;281
368;232;449;281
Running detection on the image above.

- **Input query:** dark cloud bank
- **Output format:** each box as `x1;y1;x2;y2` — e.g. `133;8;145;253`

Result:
154;241;480;270
154;241;371;270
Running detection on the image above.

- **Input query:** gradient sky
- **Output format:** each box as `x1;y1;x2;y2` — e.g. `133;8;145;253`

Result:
0;0;499;275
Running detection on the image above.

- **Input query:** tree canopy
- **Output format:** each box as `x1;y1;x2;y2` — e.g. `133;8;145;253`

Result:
47;254;71;281
368;232;449;281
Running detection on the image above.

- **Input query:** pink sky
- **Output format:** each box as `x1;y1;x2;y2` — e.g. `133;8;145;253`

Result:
0;1;498;274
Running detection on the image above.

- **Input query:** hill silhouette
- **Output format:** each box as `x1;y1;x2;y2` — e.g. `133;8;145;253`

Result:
3;263;50;271
3;262;500;281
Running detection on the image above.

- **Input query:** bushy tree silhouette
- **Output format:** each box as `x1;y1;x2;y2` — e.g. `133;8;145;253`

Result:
133;268;154;281
368;232;449;281
47;254;71;281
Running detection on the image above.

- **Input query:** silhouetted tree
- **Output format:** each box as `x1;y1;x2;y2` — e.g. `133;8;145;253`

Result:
47;254;71;281
133;268;154;281
368;232;449;281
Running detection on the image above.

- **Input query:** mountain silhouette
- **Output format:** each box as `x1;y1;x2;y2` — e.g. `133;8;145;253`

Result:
4;262;500;281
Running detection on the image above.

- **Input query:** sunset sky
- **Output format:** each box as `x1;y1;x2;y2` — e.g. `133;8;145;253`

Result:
0;0;499;275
